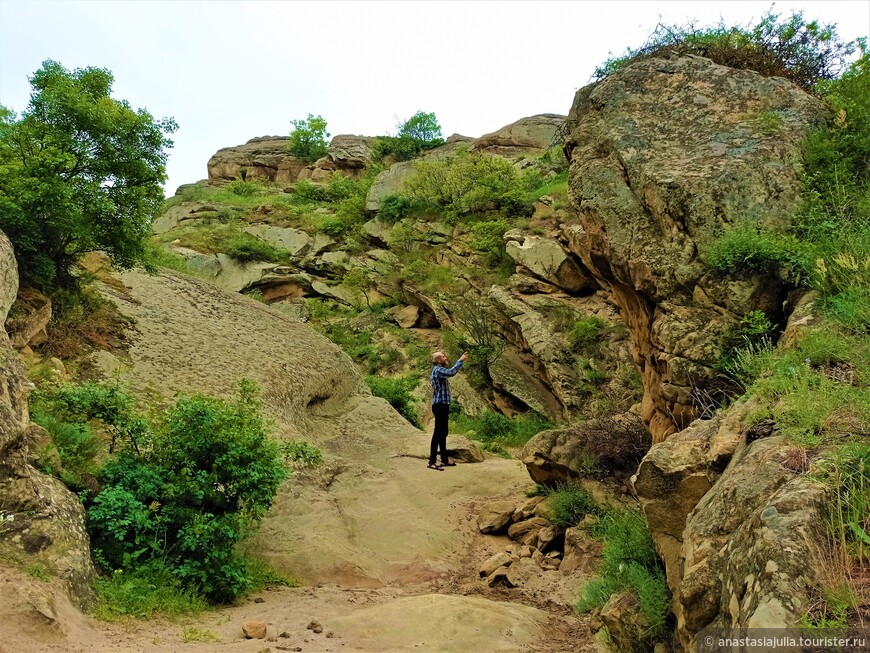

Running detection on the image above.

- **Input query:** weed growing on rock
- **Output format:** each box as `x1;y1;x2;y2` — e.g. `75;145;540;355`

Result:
279;440;324;467
548;484;600;528
577;509;672;646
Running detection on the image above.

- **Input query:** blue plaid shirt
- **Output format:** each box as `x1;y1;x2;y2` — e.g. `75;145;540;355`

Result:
431;360;463;404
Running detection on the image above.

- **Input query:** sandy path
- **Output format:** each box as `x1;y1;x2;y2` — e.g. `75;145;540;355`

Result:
1;268;595;653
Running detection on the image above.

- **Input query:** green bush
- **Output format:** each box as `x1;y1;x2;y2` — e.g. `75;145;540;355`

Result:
569;316;607;353
577;509;671;644
225;179;258;197
470;219;511;266
378;194;426;223
548;484;600;528
365;375;420;427
224;235;284;263
402;151;532;221
31;410;102;490
372;111;444;162
85;379;288;603
288;114;329;162
452;410;554;448
594;10;858;92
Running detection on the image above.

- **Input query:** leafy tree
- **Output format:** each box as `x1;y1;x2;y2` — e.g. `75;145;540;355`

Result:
288;113;330;162
0;61;176;288
397;111;443;146
371;111;444;162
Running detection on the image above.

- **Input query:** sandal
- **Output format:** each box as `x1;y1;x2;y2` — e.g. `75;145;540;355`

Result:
427;463;444;471
441;461;457;466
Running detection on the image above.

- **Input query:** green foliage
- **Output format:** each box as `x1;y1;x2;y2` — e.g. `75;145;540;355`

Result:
731;325;870;446
569;316;607;353
157;223;289;264
288;113;329;162
31;409;102;491
548;484;600;528
181;627;220;643
25;563;52;582
452;410;554;449
365;375;421;427
594;10;857;92
91;563;209;621
377;194;427;223
225;179;259;197
224;235;284;263
0;60;176;288
816;443;870;564
469;219;511;266
279;440;324;467
705;227;813;283
402;151;532;222
577;509;671;644
371;111;444;162
83;380;288;603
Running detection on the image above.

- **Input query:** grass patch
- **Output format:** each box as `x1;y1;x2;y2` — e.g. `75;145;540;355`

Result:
156;223;290;263
25;563;52;582
181;627;220;643
279;440;324;467
577;509;672;645
548;483;600;528
92;564;211;621
30;408;102;492
451;410;554;448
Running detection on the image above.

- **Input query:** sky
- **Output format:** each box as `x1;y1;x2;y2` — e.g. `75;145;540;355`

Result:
1;1;868;195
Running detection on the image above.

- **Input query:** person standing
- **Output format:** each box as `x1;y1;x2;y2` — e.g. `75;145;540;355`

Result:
428;350;468;470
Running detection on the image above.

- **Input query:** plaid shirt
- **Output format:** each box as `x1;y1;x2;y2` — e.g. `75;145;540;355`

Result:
431;360;463;404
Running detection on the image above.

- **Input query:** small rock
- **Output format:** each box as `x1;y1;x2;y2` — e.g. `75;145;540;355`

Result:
257;648;271;653
546;550;561;558
505;544;516;554
307;620;324;634
254;597;266;603
480;552;514;577
267;635;278;642
280;631;291;638
326;632;335;638
486;565;514;588
518;545;534;558
243;620;268;639
477;501;517;534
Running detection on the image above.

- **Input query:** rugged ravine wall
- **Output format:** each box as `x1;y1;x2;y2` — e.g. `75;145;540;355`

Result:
562;54;825;442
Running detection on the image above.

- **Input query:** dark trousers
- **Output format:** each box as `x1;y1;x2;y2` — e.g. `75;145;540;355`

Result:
429;402;450;465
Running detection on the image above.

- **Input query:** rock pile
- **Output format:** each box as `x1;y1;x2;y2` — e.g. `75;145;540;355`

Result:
476;496;600;588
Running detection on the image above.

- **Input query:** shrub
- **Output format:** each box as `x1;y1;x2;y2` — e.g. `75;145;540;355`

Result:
594;10;858;92
577;509;672;644
470;219;511;266
224;235;284;263
403;151;532;221
372;111;444;162
86;380;288;603
378;194;426;223
92;563;209;621
291;179;326;203
548;484;600;528
225;179;258;197
288;114;329;162
569;316;607;353
30;410;102;490
365;375;421;427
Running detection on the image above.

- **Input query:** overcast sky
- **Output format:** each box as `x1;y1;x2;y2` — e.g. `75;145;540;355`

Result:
1;1;868;194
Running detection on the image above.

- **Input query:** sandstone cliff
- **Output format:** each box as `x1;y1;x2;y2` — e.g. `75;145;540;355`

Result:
563;55;824;442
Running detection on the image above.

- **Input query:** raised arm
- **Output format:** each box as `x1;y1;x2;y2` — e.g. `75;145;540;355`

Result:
433;360;464;378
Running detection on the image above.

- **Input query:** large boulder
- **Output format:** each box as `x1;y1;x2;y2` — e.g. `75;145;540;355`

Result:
504;231;595;293
563;55;825;442
633;402;828;650
6;287;52;349
242;225;312;256
297;134;376;183
522;412;649;485
207;136;307;184
472;114;566;157
0;231;95;607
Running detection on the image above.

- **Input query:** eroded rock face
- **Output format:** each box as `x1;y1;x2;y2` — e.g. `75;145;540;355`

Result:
634;403;828;650
298;135;375;183
472;114;565;157
0;232;95;607
563;55;825;442
207;136;307;184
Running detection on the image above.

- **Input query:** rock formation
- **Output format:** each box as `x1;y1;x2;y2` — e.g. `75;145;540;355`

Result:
0;231;95;607
562;55;825;441
633;402;828;649
472;114;565;157
207;136;307;184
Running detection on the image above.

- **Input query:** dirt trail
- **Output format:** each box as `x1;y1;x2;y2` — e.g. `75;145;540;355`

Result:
2;270;595;653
